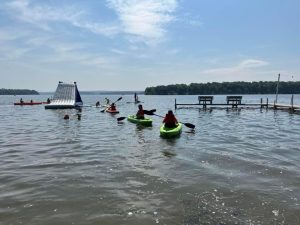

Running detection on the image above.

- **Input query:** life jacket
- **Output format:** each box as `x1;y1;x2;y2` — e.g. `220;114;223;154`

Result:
163;114;178;125
136;109;144;117
110;105;116;110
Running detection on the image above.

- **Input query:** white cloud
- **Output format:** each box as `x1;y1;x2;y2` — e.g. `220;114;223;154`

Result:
0;30;21;42
38;42;117;67
5;0;119;36
0;45;30;61
179;13;203;27
110;48;127;55
239;59;269;68
203;59;269;75
4;0;180;45
166;48;179;55
0;28;116;67
186;20;203;27
196;59;277;82
106;0;178;44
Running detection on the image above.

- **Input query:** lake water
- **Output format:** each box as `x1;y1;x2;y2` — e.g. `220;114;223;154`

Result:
0;94;299;225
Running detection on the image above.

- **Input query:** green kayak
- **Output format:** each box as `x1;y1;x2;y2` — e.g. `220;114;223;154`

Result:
160;123;182;138
127;115;152;126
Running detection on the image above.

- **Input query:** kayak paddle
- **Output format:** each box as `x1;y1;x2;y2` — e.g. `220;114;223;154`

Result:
117;116;126;121
101;97;122;113
143;109;156;114
146;112;195;129
117;109;156;121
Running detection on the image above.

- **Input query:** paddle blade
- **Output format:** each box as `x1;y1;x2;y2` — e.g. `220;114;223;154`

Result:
100;109;105;113
117;97;122;101
183;123;195;129
117;117;126;121
144;110;154;115
150;109;156;112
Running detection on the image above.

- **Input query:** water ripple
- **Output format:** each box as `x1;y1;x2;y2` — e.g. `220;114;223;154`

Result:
0;94;299;224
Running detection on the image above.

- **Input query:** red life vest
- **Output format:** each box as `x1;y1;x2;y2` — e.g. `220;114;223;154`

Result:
136;109;144;117
110;105;116;110
163;114;178;124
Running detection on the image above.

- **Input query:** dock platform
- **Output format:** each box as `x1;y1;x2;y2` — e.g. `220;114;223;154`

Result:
175;96;300;113
272;103;300;112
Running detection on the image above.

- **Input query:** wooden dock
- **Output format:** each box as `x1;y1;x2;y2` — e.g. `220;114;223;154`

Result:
174;95;300;113
272;103;300;112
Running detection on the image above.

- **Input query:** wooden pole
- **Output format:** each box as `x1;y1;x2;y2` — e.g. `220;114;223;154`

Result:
175;98;177;110
291;75;294;112
275;73;280;104
291;94;294;112
267;98;269;109
260;98;263;108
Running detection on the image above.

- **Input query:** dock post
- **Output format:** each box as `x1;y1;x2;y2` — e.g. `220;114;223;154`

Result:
260;98;263;109
266;98;269;109
175;98;177;110
291;94;294;113
275;73;280;104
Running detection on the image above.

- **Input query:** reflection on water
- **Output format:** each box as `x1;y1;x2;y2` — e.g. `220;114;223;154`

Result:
0;94;299;225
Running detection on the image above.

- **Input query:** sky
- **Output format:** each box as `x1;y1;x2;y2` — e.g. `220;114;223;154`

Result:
0;0;299;91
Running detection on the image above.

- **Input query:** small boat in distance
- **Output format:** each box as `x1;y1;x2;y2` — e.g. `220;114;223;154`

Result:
14;102;44;106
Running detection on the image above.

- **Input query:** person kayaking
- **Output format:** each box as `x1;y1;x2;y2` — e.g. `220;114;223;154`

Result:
20;98;24;103
136;104;145;119
30;99;33;103
108;103;116;111
95;101;100;107
47;98;51;104
163;110;178;128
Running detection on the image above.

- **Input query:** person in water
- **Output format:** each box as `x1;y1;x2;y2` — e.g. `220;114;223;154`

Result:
163;110;178;128
134;93;138;103
136;104;144;119
95;101;100;107
105;98;110;105
109;103;116;111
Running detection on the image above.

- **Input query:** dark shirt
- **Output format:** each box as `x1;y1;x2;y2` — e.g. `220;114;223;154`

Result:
136;109;144;119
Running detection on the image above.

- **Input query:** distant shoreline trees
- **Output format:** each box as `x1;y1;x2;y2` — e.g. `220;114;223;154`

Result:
144;81;300;95
0;88;39;95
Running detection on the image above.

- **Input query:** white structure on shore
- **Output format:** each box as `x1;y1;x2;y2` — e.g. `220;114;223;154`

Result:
45;81;83;109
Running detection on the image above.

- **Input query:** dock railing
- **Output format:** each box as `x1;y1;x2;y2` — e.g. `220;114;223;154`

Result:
226;96;242;108
175;96;268;110
198;96;213;108
175;95;299;113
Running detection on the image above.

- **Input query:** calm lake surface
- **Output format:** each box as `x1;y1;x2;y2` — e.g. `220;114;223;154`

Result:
0;94;299;225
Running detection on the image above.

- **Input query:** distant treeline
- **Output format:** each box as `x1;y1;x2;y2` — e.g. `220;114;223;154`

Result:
80;91;144;95
144;81;300;95
0;88;39;95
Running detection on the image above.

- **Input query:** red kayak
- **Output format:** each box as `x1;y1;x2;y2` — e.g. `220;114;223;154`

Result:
14;102;43;105
105;109;119;114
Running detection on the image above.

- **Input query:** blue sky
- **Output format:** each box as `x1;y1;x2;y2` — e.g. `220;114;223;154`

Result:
0;0;299;91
